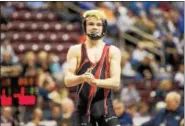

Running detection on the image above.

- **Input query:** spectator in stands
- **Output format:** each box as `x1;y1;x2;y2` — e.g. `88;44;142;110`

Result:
37;70;55;88
37;51;50;72
48;53;61;74
48;52;62;81
180;119;184;126
60;97;75;126
128;2;142;15
131;43;148;67
1;107;14;124
163;32;180;70
49;2;82;23
78;2;96;10
97;2;118;37
137;101;149;116
134;11;156;34
137;54;154;80
169;9;183;36
1;51;13;66
141;91;184;126
1;50;22;77
121;51;136;77
120;83;140;106
115;2;136;33
97;2;116;25
22;51;37;76
46;1;64;10
175;35;184;57
127;104;138;119
47;104;63;125
38;72;56;101
26;2;47;10
149;54;161;77
150;7;165;38
113;99;133;126
156;66;173;80
1;38;18;64
36;69;56;108
154;79;172;102
163;11;177;35
26;108;43;126
3;2;15;14
172;2;184;12
174;63;184;88
48;83;69;104
159;2;172;12
128;2;156;16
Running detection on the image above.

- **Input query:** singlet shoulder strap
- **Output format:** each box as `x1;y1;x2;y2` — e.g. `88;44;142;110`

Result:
81;43;87;62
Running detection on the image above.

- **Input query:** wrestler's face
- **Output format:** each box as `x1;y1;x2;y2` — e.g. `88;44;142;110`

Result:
86;17;103;36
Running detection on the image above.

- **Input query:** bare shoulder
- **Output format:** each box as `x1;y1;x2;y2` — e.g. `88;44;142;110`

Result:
68;44;82;52
109;45;121;57
67;44;82;56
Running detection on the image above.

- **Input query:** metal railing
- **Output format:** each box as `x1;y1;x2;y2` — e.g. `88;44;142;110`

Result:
120;26;165;64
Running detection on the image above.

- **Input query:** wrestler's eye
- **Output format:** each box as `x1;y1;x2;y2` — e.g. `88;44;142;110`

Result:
87;22;94;26
97;23;102;26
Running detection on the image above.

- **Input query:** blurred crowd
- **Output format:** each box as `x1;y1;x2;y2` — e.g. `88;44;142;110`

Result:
0;1;184;126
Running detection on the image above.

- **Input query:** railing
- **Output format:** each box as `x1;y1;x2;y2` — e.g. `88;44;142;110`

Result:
120;26;165;64
63;2;84;14
130;26;162;47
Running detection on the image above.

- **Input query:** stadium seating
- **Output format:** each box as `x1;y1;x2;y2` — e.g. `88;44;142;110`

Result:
5;2;81;64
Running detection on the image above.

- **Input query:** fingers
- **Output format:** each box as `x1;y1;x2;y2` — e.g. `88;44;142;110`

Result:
82;68;96;86
83;73;96;86
84;73;94;82
86;67;93;73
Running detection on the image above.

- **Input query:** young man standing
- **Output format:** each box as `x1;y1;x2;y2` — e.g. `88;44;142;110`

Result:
64;10;121;126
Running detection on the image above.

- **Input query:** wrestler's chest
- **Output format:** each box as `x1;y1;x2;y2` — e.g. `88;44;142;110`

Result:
87;49;103;63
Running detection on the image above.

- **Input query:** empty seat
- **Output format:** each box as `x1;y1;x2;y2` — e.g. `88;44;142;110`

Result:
151;80;158;90
7;4;80;63
1;32;6;40
10;11;56;21
1;24;7;31
7;31;79;43
139;90;153;104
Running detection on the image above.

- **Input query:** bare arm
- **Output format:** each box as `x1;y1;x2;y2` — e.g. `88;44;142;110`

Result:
94;46;121;89
64;45;86;87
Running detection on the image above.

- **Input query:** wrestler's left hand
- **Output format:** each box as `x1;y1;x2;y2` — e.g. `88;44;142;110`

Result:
85;72;97;86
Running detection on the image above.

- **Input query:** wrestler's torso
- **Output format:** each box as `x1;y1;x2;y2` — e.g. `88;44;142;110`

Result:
75;43;113;117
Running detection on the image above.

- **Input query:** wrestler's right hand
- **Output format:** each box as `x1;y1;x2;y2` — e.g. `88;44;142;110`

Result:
81;71;93;83
81;73;97;87
81;68;95;84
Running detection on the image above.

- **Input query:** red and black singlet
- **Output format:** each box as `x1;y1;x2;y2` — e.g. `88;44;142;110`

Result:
76;43;113;120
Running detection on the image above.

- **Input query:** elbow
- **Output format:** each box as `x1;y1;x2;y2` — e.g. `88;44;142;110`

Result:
64;77;71;87
64;81;71;88
113;80;120;90
64;82;70;87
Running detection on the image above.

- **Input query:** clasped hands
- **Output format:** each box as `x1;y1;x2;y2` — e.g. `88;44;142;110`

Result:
82;68;97;87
